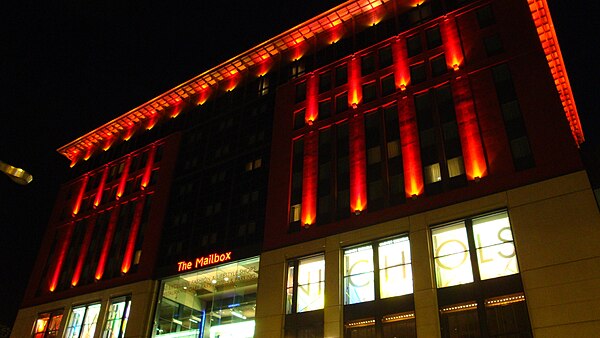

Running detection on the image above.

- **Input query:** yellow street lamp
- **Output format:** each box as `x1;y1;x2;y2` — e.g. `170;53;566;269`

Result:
0;161;33;185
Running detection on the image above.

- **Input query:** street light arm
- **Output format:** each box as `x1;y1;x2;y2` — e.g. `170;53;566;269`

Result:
0;161;33;185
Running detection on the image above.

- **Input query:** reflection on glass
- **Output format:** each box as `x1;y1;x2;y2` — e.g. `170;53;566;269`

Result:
155;257;259;338
297;256;325;313
379;237;413;298
65;303;101;338
432;223;474;287
103;297;130;338
344;245;374;304
473;212;519;280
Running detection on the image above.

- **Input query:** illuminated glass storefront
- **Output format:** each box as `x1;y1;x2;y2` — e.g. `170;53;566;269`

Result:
154;257;259;338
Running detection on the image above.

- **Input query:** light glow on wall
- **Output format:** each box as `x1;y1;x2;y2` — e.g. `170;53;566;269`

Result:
441;16;463;69
72;175;89;216
349;114;367;212
94;166;109;207
452;76;487;180
392;37;410;89
141;146;157;190
348;56;362;107
305;74;319;123
71;216;97;287
121;197;145;274
95;206;120;280
116;156;132;200
48;222;75;292
398;99;424;197
301;132;318;226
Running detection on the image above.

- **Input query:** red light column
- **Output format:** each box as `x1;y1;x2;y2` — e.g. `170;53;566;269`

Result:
116;156;132;200
348;55;362;107
72;175;89;216
94;166;109;207
48;222;75;292
301;132;318;227
95;206;120;280
452;75;487;180
399;96;424;197
70;216;97;287
349;114;367;213
121;197;145;274
441;16;464;70
141;146;157;190
305;73;319;123
392;37;410;89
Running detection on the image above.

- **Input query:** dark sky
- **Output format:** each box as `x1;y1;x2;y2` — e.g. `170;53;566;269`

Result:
0;0;597;327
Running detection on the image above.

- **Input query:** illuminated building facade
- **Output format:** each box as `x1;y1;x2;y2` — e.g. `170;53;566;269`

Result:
11;0;600;337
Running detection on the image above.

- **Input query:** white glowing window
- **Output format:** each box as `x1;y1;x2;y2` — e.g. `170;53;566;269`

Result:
432;223;474;288
344;245;375;304
287;255;325;314
473;213;519;280
103;296;131;338
65;303;101;338
379;237;413;298
424;163;442;184
447;156;465;178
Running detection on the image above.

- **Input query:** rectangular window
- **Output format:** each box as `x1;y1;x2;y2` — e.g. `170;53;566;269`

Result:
381;74;395;97
336;92;349;114
290;59;306;79
430;54;448;77
362;82;377;103
344;236;413;304
257;76;269;96
484;34;503;56
409;63;426;84
432;211;519;288
378;45;393;68
319;71;332;93
287;255;325;314
318;100;332;120
32;310;63;338
406;35;422;58
335;64;348;86
65;303;101;338
476;5;495;28
295;82;307;103
361;54;376;76
294;109;306;130
103;296;131;338
426;26;442;49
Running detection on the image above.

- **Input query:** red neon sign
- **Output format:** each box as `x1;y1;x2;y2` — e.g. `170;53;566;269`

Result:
177;252;233;272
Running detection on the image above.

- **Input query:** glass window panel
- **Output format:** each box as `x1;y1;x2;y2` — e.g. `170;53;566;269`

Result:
103;298;130;338
473;212;519;280
297;256;325;312
65;307;86;338
447;156;465;178
432;223;474;288
380;265;413;298
286;266;295;314
387;140;400;159
344;245;375;304
440;307;481;338
424;163;441;184
379;237;411;268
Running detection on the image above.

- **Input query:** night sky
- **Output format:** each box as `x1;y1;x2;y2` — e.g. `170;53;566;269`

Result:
0;0;597;327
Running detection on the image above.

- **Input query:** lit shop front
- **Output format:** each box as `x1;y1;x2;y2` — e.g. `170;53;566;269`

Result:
153;255;259;338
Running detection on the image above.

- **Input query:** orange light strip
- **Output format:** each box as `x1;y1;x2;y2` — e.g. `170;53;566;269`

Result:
528;0;584;145
115;156;132;200
121;197;145;274
72;175;88;216
441;15;464;70
95;206;120;280
48;222;75;292
71;216;96;287
399;97;424;197
348;56;363;107
301;132;318;227
141;146;156;190
94;166;109;207
305;74;319;123
57;0;388;164
393;37;409;89
349;114;367;213
452;76;487;180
